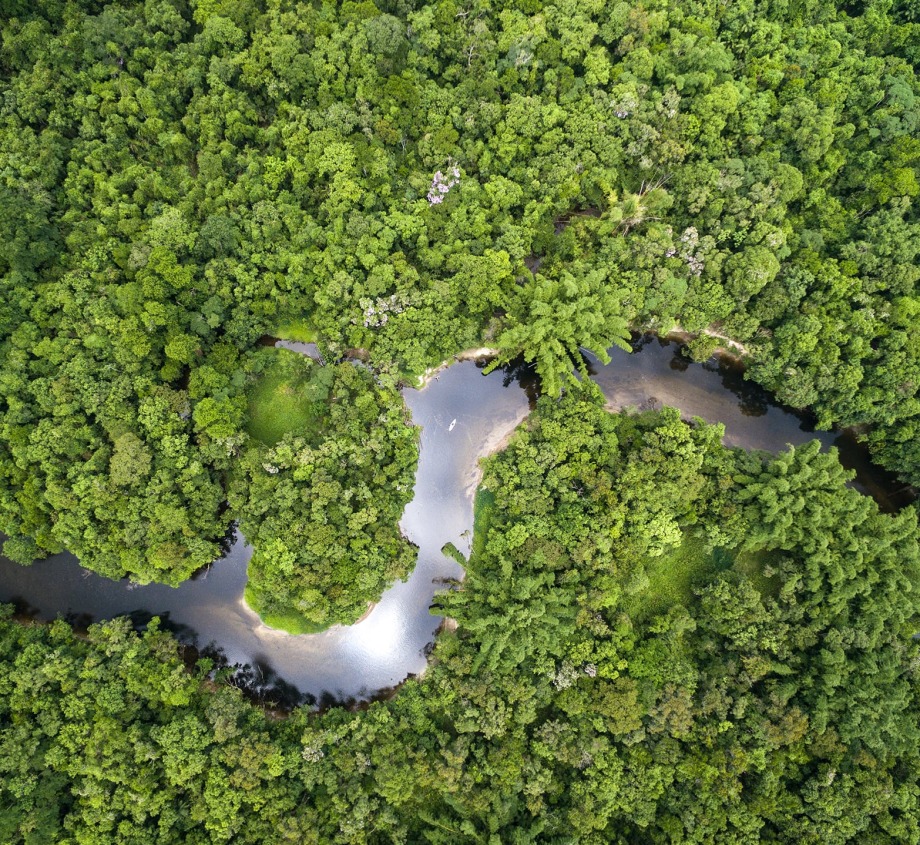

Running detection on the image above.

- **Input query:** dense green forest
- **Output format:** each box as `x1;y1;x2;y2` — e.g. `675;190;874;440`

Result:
2;0;920;841
3;388;919;842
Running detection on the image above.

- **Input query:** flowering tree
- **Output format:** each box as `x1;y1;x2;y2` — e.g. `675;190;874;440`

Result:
427;163;461;204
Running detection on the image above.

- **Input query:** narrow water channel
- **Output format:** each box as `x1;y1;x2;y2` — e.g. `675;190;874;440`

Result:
0;337;912;706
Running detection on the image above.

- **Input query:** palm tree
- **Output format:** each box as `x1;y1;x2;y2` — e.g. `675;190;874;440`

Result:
486;269;631;396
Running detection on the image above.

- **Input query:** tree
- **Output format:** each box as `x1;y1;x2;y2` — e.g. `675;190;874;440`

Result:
487;269;631;396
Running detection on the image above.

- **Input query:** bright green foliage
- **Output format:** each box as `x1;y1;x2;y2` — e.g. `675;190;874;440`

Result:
273;320;317;344
0;609;289;845
487;267;632;396
425;388;920;842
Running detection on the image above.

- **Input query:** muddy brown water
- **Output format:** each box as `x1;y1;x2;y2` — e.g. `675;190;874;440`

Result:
0;336;912;706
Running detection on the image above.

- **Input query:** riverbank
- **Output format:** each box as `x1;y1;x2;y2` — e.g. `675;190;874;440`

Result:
242;587;377;637
414;347;501;389
664;325;752;362
401;324;751;395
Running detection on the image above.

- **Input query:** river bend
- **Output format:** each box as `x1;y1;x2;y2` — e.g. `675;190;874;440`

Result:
0;337;910;705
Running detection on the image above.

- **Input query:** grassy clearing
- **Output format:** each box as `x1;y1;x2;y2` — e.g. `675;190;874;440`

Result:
245;351;321;446
626;534;722;621
470;489;496;563
627;534;784;621
274;319;317;343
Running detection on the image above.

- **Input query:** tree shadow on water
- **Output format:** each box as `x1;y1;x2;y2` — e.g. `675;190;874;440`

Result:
480;356;539;405
4;596;41;621
631;333;658;353
735;392;769;418
222;653;313;710
63;610;96;631
669;350;691;372
703;359;770;417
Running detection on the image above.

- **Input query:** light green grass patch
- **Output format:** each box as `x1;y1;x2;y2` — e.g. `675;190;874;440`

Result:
275;319;317;343
627;534;722;621
245;351;321;446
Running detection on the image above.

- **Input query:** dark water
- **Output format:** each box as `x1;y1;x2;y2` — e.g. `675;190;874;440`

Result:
0;338;912;705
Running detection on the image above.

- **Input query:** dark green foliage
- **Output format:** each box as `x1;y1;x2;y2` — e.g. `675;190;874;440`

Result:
0;608;291;845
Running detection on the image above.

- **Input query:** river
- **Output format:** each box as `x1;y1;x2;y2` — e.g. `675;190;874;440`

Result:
0;336;912;706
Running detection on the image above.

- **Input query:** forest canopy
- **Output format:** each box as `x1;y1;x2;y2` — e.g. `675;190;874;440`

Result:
2;0;920;592
2;0;920;841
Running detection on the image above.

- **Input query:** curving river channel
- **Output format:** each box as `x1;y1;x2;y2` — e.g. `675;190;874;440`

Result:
0;336;914;707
